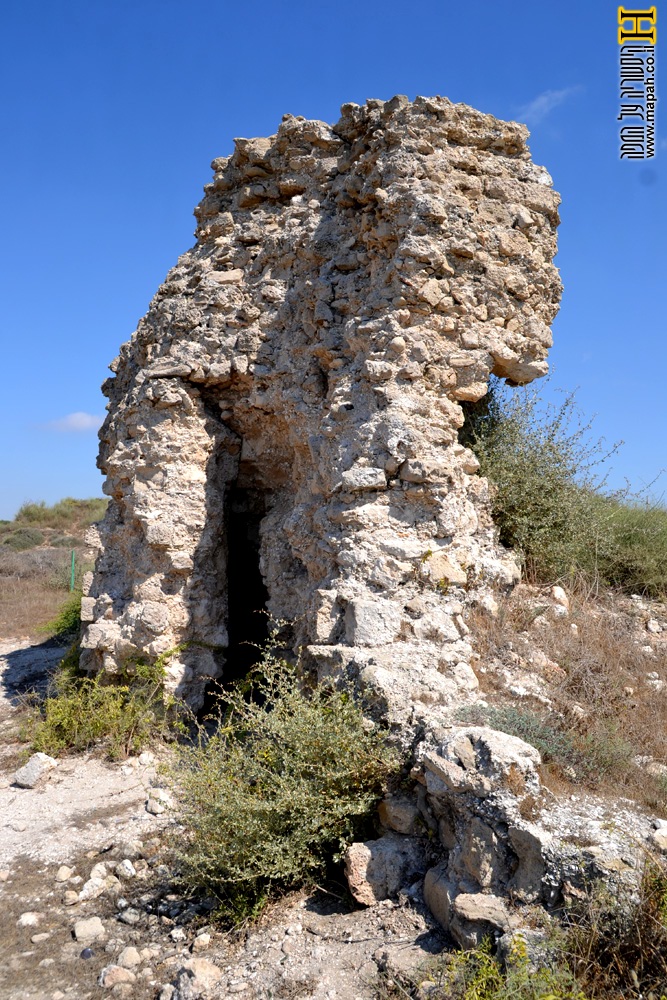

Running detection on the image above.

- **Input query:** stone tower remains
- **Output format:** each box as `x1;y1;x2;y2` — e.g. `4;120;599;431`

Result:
80;95;561;720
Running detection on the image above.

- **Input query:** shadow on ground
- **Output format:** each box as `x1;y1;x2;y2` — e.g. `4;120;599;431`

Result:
0;637;67;707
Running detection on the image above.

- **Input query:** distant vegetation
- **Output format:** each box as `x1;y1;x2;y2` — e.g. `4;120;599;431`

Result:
461;378;667;597
12;497;108;531
0;496;106;637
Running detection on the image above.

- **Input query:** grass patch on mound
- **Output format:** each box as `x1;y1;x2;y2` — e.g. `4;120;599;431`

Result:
14;497;107;531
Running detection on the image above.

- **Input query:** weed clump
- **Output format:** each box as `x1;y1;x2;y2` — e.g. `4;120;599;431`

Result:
38;590;82;641
565;855;667;999
2;527;44;551
171;654;401;924
377;935;585;1000
28;647;180;760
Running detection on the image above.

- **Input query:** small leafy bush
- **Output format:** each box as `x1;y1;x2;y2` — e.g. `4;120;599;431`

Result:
28;647;180;760
171;655;401;924
2;527;44;551
377;935;586;1000
38;590;82;640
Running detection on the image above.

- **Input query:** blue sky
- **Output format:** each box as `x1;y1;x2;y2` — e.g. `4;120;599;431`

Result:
0;0;664;518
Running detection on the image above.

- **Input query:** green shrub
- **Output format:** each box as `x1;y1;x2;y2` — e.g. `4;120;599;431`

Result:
461;378;667;596
595;499;667;598
38;590;82;640
171;654;401;924
28;648;179;760
2;527;44;551
51;534;81;548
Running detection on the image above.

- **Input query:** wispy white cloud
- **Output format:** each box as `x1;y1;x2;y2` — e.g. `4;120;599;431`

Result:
46;411;103;433
517;87;581;126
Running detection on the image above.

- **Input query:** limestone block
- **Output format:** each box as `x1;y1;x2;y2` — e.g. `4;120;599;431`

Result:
423;862;455;929
340;466;387;491
462;817;506;888
508;824;551;901
80;596;96;623
449;893;512;949
345;599;401;647
425;551;467;586
345;834;427;905
434;727;542;792
378;794;421;836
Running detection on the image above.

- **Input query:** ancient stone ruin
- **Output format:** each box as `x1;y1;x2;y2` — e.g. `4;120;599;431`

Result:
81;94;561;722
76;95;655;958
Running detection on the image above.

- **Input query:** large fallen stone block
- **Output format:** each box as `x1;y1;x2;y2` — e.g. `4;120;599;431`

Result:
345;833;428;905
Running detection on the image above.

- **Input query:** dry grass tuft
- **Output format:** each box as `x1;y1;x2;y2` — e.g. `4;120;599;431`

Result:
468;586;667;809
0;554;75;638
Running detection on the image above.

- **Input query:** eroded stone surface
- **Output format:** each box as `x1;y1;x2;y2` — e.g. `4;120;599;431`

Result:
82;95;561;716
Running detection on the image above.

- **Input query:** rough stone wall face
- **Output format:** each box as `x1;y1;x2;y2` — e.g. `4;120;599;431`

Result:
81;95;561;715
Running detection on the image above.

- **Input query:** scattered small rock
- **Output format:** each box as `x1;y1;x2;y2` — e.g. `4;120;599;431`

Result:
17;911;42;928
98;964;137;988
192;932;211;952
117;945;141;968
13;752;58;789
55;865;74;882
78;876;107;901
551;585;570;610
73;916;106;943
116;859;136;879
178;956;222;992
146;788;172;815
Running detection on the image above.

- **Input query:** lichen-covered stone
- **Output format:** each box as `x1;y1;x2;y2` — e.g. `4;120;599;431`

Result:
82;95;561;714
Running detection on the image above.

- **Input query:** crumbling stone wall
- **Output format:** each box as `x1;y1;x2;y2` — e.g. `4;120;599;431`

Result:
81;95;561;715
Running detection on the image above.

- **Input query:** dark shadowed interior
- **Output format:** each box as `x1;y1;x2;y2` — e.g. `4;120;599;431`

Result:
224;486;270;684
